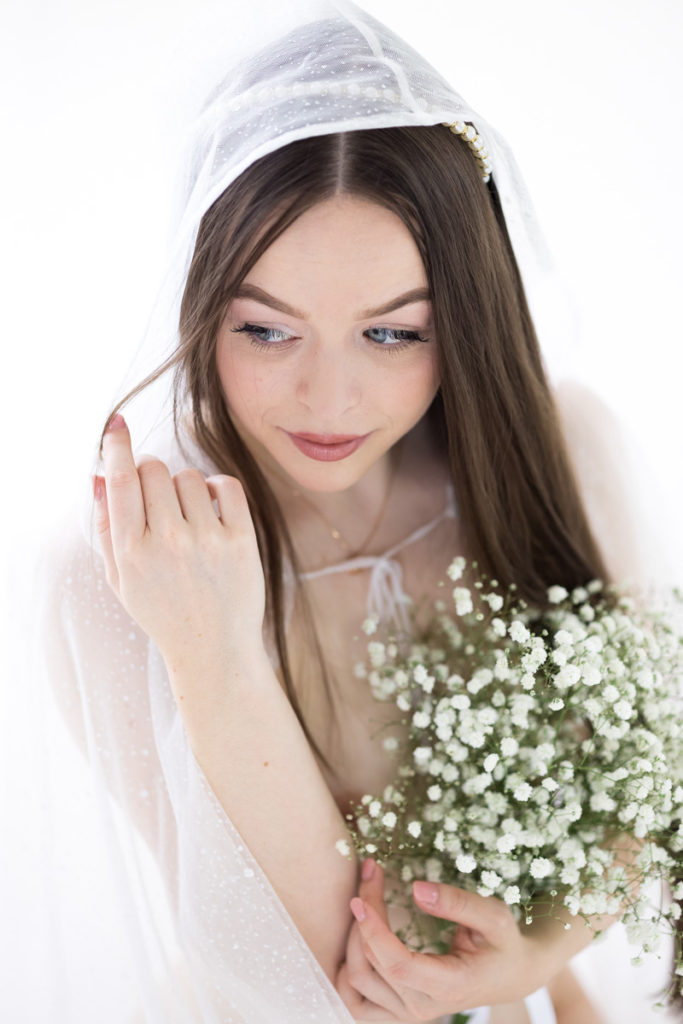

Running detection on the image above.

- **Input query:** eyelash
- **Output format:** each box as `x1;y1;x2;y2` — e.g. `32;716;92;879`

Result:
230;323;430;353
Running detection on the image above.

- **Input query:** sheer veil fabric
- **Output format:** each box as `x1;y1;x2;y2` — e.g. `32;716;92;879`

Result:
2;2;678;1022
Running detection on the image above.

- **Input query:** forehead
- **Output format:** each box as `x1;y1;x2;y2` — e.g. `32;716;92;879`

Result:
243;195;428;316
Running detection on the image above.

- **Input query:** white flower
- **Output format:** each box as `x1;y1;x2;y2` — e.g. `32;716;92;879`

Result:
447;556;466;581
407;820;422;838
453;587;473;615
548;585;569;604
427;785;442;801
414;746;432;766
555;665;581;689
542;778;559;792
484;753;499;774
335;839;351;856
501;737;519;757
369;800;382;818
491;617;507;637
564;894;581;915
513;782;532;802
456;853;477;873
497;833;517;854
368;641;386;667
381;812;397;829
484;592;504;612
548;698;564;711
413;663;429;682
362;615;379;635
503;885;521;905
481;869;502;889
509;620;531;643
583;698;602;719
581;664;602;687
412;710;431;729
396;693;411;712
614;700;633;720
590;792;616;813
602;684;619;703
451;694;471;711
530;857;554;879
571;587;589;604
554;629;574;647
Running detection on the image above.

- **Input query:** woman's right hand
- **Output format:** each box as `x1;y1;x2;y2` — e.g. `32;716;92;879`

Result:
93;413;267;679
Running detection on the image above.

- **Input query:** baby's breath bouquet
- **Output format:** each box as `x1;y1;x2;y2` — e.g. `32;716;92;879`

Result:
346;558;683;1003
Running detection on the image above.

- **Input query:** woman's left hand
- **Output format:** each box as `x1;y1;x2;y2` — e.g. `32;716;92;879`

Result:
335;861;556;1021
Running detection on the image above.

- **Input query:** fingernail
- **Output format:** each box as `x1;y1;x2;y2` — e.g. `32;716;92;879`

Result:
92;475;105;502
350;897;366;922
106;413;126;433
361;858;375;882
413;881;439;906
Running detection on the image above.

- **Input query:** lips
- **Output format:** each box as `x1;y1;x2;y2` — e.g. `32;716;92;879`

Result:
291;432;365;443
284;430;370;462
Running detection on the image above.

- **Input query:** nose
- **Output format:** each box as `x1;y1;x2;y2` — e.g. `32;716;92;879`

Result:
295;343;361;419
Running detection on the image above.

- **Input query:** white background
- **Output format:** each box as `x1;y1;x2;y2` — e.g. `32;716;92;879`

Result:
1;1;681;1021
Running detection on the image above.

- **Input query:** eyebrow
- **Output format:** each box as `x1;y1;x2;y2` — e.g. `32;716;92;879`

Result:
233;282;431;320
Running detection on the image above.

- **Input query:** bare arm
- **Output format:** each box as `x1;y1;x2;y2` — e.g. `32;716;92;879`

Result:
95;415;357;981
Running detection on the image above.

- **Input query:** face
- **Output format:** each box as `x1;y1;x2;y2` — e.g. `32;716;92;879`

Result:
215;195;440;495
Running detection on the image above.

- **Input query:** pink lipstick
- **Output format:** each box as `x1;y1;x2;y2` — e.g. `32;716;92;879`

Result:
284;431;369;462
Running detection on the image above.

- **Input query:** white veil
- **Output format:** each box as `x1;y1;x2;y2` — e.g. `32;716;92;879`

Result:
2;2;678;1022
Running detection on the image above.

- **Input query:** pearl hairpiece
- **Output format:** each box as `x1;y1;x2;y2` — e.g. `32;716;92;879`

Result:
226;81;493;182
443;121;492;183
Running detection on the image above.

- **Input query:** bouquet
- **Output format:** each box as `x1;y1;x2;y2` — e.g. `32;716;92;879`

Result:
342;558;683;1004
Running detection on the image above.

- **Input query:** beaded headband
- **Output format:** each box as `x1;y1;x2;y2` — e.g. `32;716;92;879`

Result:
443;120;492;183
222;80;493;184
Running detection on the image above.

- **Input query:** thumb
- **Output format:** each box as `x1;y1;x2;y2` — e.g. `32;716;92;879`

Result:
412;881;514;943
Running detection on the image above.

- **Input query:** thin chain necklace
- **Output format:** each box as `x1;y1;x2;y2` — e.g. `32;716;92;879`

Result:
289;438;404;560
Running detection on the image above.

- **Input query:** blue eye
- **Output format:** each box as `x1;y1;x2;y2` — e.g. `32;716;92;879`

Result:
231;323;294;349
364;327;430;350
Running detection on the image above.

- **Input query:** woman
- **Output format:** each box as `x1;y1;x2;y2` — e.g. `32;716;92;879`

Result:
33;2;670;1022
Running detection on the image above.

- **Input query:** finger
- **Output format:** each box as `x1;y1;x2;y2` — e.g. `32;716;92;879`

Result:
171;467;218;528
358;859;390;926
336;963;404;1022
344;921;406;1016
412;882;514;946
101;414;146;551
92;475;119;592
350;898;446;994
205;474;251;531
136;456;185;531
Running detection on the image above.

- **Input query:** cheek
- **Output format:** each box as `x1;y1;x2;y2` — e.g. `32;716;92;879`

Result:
388;350;440;410
217;347;276;416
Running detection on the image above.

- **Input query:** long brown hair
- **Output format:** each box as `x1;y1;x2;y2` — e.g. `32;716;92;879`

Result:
101;124;609;762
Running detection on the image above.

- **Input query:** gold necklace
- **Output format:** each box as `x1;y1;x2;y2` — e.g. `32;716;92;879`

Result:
290;438;404;559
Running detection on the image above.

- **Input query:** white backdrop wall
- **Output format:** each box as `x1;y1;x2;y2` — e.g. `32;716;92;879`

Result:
1;1;681;1022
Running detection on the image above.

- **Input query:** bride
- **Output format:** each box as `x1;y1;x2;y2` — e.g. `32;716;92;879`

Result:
34;2;674;1021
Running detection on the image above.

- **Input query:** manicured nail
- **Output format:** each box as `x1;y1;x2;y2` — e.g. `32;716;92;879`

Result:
350;897;366;922
361;858;375;882
92;475;105;502
413;881;439;906
106;413;126;433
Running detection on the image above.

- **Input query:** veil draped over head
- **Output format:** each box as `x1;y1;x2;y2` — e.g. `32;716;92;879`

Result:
2;2;676;1022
